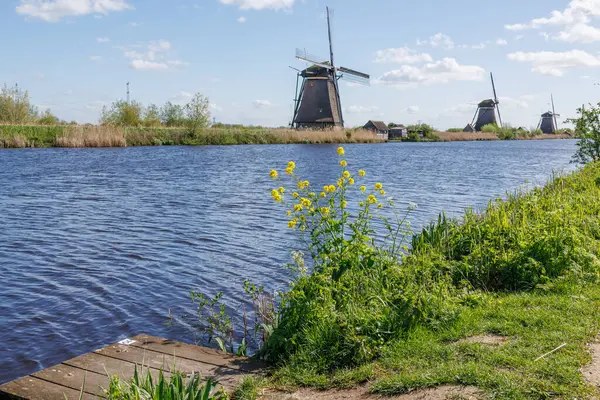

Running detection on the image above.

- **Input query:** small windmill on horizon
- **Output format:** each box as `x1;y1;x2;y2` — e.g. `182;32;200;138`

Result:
464;72;503;132
537;94;560;134
290;7;370;130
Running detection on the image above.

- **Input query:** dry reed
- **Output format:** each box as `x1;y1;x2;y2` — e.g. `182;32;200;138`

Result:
436;131;499;141
55;126;127;147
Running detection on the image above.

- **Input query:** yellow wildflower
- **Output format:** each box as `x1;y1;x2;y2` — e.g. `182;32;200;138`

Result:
380;190;386;196
297;181;305;190
320;192;327;198
301;198;312;207
337;179;344;187
341;201;348;209
304;180;310;187
294;204;303;212
367;194;377;204
288;219;298;229
286;210;292;217
328;185;336;192
374;182;383;190
360;185;366;192
358;170;366;177
323;185;330;192
285;167;294;175
270;170;278;179
320;207;330;216
287;161;296;169
278;187;285;194
359;202;365;207
340;160;347;167
292;192;299;199
337;146;345;156
378;203;383;209
309;192;316;198
342;171;351;179
309;208;315;213
349;178;355;185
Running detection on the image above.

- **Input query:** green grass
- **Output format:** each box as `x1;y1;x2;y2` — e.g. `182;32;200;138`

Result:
253;161;600;399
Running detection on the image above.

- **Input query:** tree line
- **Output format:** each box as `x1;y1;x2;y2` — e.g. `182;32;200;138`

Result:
100;93;211;134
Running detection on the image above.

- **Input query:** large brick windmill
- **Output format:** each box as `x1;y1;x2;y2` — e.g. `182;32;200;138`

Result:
291;7;370;130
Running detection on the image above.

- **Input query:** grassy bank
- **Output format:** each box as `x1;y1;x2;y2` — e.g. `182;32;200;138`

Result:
229;156;600;400
0;125;383;148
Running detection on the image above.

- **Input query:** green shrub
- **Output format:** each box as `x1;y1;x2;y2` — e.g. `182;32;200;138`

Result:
481;124;498;133
105;366;229;400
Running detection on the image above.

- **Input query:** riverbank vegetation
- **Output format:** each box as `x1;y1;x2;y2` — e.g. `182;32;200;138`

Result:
191;135;600;399
0;125;383;148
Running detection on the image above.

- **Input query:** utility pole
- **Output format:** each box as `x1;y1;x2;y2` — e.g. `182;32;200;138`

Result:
126;82;130;104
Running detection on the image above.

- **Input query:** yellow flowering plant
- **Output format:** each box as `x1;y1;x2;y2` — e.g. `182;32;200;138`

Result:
268;146;414;275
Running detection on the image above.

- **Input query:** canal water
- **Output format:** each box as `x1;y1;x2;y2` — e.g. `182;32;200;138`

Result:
0;140;578;383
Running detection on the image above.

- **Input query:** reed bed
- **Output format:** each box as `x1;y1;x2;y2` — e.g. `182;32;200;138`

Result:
55;126;127;147
436;131;500;141
0;125;383;148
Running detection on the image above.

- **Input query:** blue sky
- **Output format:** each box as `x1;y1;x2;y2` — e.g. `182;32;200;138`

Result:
2;0;600;129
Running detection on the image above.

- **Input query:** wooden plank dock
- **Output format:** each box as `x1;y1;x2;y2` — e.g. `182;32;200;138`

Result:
0;334;263;399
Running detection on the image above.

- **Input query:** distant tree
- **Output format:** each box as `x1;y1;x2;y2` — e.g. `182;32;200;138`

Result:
568;103;600;164
161;101;186;127
387;122;395;128
143;103;162;127
38;109;59;125
184;93;211;135
446;128;463;132
0;84;39;123
100;100;143;126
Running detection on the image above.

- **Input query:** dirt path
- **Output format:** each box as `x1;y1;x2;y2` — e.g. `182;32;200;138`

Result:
260;385;485;400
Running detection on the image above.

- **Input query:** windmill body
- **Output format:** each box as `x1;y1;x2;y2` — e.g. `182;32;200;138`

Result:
293;65;342;129
291;7;370;130
464;73;503;132
474;99;498;131
537;95;560;134
538;112;557;134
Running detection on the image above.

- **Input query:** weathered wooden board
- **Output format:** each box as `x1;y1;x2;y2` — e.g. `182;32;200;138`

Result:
0;334;262;399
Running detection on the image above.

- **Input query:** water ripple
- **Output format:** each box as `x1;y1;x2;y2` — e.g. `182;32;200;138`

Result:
0;141;577;383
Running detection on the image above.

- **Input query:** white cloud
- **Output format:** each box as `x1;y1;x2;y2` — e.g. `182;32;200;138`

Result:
345;105;378;114
120;40;188;71
374;47;433;64
129;21;142;27
505;0;600;43
170;91;194;104
406;106;420;114
507;49;600;76
237;16;247;23
378;58;486;87
253;100;274;108
210;103;223;112
417;33;455;49
498;96;531;108
219;0;295;10
89;55;102;61
554;22;600;42
97;37;110;43
445;103;477;114
496;38;508;46
16;0;133;22
129;60;169;71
